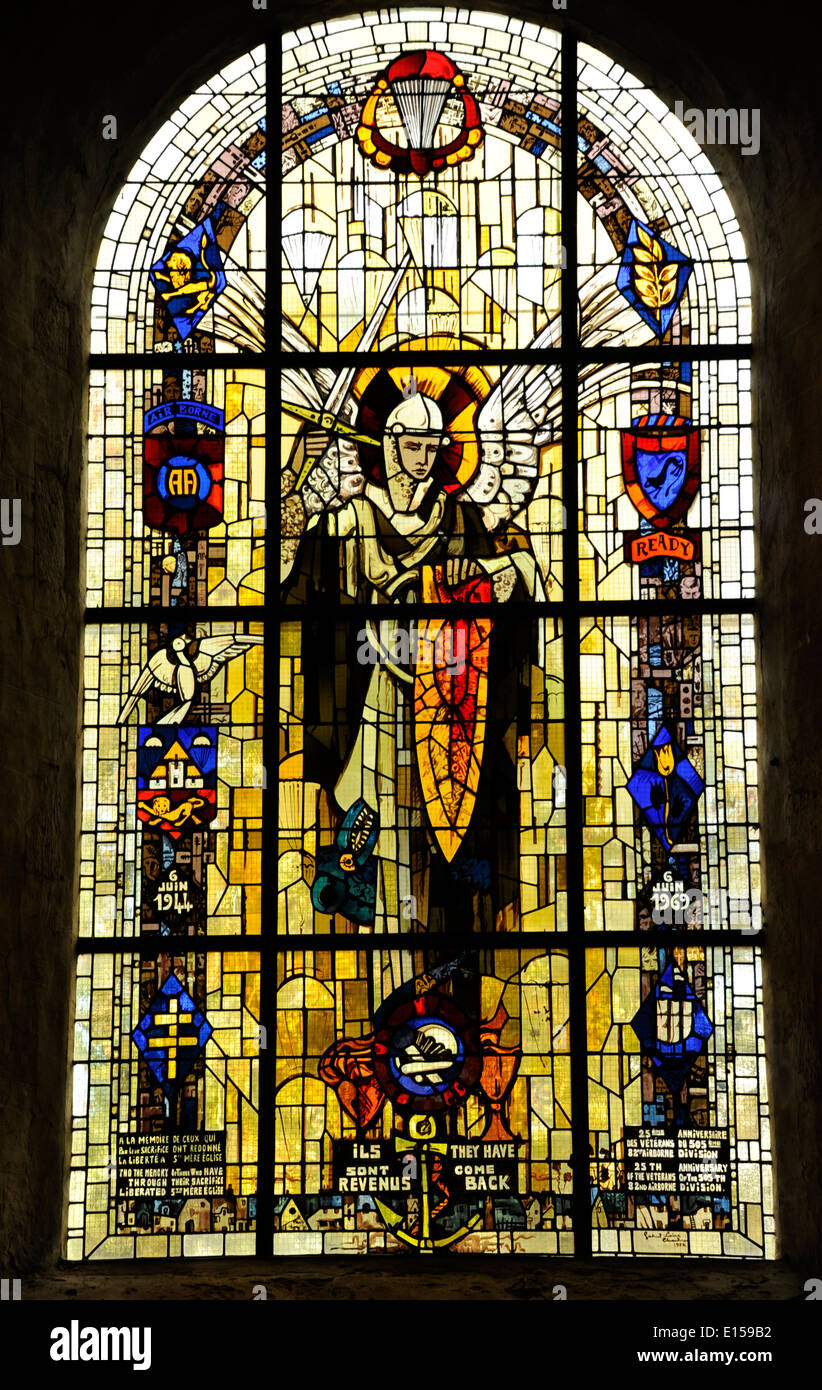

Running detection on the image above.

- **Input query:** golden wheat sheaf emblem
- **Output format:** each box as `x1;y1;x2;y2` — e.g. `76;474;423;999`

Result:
631;224;680;314
617;218;692;335
631;222;681;318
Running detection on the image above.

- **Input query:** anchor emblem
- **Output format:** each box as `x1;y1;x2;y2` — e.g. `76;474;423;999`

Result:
374;1116;483;1252
321;958;523;1252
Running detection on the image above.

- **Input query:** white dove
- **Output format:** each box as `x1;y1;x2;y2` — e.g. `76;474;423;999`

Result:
117;632;263;725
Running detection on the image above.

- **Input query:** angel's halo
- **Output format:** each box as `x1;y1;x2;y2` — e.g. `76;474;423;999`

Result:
352;341;494;493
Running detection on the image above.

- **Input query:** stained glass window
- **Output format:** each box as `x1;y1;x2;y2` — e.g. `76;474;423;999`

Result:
72;46;268;1260
70;14;772;1262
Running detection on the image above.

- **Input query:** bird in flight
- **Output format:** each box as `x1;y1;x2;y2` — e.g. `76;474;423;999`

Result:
117;632;263;725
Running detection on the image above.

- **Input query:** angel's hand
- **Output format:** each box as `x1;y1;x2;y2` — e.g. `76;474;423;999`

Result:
444;557;483;588
492;562;518;602
282;490;308;542
336;436;367;503
303;435;365;515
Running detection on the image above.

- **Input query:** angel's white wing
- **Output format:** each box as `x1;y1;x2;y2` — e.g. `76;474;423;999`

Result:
460;256;666;531
461;319;562;528
192;633;264;683
578;262;658;354
282;365;358;423
212;265;265;352
282;315;316;355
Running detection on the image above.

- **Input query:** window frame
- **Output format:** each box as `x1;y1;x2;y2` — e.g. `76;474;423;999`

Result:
77;18;765;1264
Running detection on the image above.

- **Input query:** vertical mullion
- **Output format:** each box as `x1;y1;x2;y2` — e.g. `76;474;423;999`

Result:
255;27;276;1260
560;31;591;1260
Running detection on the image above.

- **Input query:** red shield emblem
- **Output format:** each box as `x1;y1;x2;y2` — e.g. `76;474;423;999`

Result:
415;566;492;862
621;414;700;529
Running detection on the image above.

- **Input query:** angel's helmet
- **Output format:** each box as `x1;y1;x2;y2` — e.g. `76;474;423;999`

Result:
384;392;450;485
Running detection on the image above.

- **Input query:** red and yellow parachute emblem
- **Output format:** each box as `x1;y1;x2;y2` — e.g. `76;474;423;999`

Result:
356;50;484;176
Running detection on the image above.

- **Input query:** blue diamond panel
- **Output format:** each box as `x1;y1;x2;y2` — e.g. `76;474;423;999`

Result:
631;961;714;1097
616;218;693;337
132;975;212;1096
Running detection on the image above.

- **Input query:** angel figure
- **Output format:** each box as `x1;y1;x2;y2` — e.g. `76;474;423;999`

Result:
281;354;561;938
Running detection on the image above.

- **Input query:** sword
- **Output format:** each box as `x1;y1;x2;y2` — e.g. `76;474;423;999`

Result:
282;403;380;448
288;251;412;490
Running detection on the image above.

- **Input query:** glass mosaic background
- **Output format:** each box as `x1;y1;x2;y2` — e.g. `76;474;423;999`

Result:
69;14;771;1260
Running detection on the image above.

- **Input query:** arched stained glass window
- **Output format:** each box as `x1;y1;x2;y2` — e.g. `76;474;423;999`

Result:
74;46;267;1262
69;13;772;1263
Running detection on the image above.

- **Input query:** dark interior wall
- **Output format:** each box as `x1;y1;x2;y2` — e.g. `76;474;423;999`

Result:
0;0;819;1284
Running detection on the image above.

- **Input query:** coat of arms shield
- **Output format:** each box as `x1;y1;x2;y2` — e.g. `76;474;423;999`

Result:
621;414;700;529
